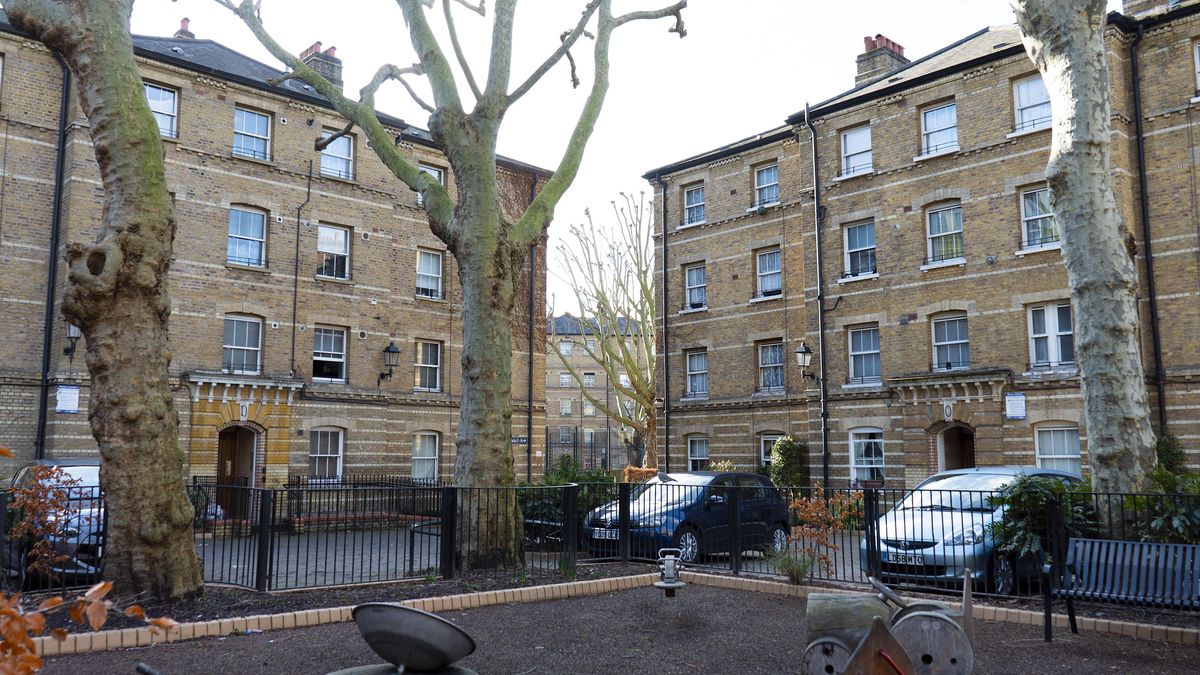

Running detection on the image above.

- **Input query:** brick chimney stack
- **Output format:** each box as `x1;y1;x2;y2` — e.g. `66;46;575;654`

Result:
855;34;909;87
299;41;343;91
174;17;195;40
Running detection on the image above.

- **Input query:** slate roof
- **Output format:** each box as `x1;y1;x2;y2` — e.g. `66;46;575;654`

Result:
548;314;638;337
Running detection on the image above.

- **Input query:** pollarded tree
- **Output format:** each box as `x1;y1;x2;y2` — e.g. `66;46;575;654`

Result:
6;0;204;599
215;0;687;567
1010;0;1156;493
555;193;658;468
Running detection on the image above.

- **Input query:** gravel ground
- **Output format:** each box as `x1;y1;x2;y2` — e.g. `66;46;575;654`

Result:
42;584;1195;675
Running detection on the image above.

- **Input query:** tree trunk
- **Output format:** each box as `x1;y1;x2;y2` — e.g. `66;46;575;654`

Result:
1011;0;1156;494
8;0;204;599
642;411;658;468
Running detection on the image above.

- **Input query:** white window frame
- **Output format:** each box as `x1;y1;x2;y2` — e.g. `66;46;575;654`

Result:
583;400;596;416
416;249;444;299
232;107;271;160
850;428;885;484
919;102;958;156
1020;187;1059;250
754;164;779;207
557;427;573;444
843;221;877;278
1035;424;1082;477
758;341;784;392
316;224;350;280
684;263;707;309
558;341;573;356
309;427;344;480
583;372;596;388
412;432;439;481
685;349;708;398
760;433;782;467
144;82;178;138
687;436;710;472
1028;302;1074;370
414;340;442;392
586;339;596;352
417;164;445;206
840;126;873;177
755;248;782;298
312;326;347;383
559;398;573;416
320;129;354;180
222;315;262;375
227;206;267;267
1194;42;1200;94
684;184;706;225
848;325;881;384
932;314;970;372
926;203;964;265
1013;74;1052;133
558;373;572;388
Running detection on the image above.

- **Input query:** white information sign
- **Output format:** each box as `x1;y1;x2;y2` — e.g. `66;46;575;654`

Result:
1005;392;1027;420
56;384;80;414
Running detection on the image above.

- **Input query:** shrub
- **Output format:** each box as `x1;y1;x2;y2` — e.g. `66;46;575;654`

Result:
768;547;815;585
775;486;862;583
1127;466;1200;544
708;459;736;472
623;466;658;484
988;474;1098;560
1156;434;1188;475
517;457;615;537
768;436;809;488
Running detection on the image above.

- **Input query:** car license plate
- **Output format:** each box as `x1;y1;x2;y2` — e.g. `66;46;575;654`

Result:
887;552;924;565
592;529;619;540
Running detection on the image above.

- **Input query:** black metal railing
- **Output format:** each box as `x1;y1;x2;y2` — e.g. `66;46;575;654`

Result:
1028;360;1077;372
846;375;883;385
545;427;623;472
751;288;782;300
931;360;970;372
1013;115;1052;133
226;255;265;267
923;250;965;265
917;140;959;157
841;264;877;279
1020;233;1061;250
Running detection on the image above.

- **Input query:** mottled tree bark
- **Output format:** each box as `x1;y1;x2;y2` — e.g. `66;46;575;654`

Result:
1011;0;1156;493
7;0;203;599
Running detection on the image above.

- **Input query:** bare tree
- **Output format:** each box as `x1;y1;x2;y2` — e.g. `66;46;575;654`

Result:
555;193;658;468
1010;0;1156;493
215;0;686;566
6;0;203;599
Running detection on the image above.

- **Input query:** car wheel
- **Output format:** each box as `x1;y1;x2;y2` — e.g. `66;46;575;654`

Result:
673;526;700;563
989;553;1015;595
767;524;789;554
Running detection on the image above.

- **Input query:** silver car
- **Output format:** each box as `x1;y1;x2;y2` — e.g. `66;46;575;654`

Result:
859;466;1079;594
2;458;103;589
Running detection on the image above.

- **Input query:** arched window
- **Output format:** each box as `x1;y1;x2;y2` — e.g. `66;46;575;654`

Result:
687;435;710;471
1035;423;1081;477
309;427;344;480
850;428;884;484
227;206;267;267
759;432;783;467
412;431;440;481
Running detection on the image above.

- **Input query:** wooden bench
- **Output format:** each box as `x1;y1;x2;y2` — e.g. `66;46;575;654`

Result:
1042;537;1200;641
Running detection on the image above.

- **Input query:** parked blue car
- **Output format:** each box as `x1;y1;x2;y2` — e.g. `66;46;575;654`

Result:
585;471;790;563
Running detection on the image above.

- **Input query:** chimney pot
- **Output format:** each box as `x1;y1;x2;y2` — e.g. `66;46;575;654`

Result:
324;46;337;57
855;32;909;87
300;41;343;92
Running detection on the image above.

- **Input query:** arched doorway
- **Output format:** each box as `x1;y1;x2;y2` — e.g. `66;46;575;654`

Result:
216;425;258;519
938;424;976;471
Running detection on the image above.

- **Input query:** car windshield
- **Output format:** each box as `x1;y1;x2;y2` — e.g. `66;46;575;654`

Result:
59;466;100;487
630;476;708;509
894;474;1015;512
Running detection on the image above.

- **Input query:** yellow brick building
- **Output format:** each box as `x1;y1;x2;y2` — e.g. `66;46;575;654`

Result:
646;1;1200;488
0;15;548;485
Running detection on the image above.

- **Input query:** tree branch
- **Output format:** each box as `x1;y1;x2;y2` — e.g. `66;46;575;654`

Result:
314;121;354;151
396;0;464;115
362;62;435;113
614;1;687;32
507;2;600;104
444;0;484;102
482;0;517;102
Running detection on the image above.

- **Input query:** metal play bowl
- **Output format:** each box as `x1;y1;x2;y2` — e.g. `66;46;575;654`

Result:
352;603;477;672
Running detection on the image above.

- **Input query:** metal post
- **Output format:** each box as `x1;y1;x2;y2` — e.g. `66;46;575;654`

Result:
439;487;457;579
729;488;742;575
618;482;631;561
864;487;881;578
563;484;579;576
254;489;274;592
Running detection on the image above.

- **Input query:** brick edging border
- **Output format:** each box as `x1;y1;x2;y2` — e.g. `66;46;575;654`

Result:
35;571;1199;657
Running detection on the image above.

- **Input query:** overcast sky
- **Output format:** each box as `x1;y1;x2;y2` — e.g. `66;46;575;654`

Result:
130;0;1124;309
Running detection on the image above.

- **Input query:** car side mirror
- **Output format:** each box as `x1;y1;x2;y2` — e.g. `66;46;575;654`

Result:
708;494;727;505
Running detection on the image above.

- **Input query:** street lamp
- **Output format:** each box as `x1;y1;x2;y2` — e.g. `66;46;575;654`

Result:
377;340;401;388
795;341;818;383
63;323;82;359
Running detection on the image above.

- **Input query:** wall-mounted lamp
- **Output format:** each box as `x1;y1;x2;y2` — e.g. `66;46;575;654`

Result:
377;340;401;388
63;322;82;359
795;341;819;384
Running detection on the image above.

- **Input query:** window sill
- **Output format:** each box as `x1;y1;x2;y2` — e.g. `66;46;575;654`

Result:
1014;242;1062;257
752;389;785;397
679;395;709;402
833;170;874;183
913;146;958;162
919;258;966;272
837;272;879;284
230;152;276;167
678;306;708;315
312;378;347;385
1005;126;1050;140
416;294;448;303
315;275;355;286
749;294;782;304
318;172;358;185
413;388;445;395
745;202;780;213
1191;95;1200;104
225;262;269;273
160;134;180;145
842;381;884;391
676;221;705;230
1023;367;1078;378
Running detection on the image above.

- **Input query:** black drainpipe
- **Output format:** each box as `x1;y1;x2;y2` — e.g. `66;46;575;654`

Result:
527;174;537;483
1130;25;1168;434
804;105;831;489
34;53;71;460
289;161;313;378
655;175;670;471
